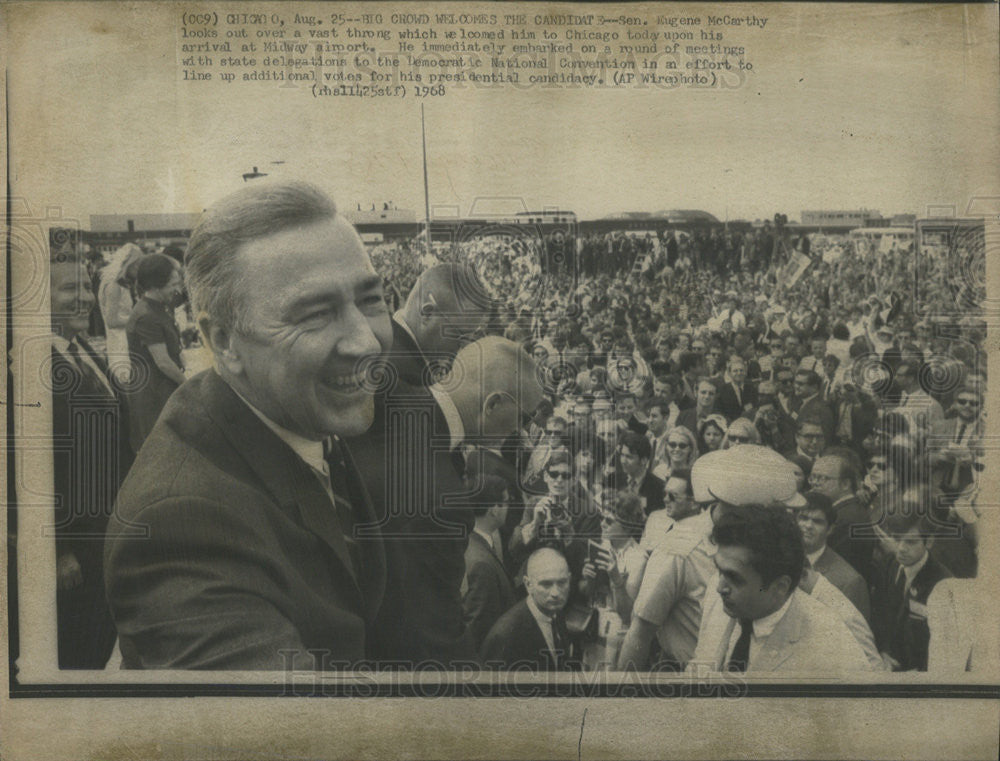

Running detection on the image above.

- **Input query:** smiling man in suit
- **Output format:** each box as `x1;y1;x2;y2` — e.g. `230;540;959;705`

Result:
50;246;133;668
105;181;389;670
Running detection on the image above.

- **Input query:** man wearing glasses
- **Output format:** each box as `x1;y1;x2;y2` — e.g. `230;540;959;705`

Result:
933;386;984;497
787;417;828;465
774;369;798;416
617;469;714;671
808;453;874;584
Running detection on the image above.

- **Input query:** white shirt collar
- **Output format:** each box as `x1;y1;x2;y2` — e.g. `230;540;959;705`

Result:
805;546;825;568
751;592;795;640
525;594;554;625
429;385;465;451
393;312;423;353
51;334;117;396
473;526;494;550
233;388;328;475
51;334;72;354
902;551;929;587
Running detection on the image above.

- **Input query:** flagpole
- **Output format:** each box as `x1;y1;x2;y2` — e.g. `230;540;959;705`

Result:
421;103;431;259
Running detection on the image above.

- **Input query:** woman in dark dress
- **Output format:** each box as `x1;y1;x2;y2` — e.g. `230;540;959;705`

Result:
125;254;186;451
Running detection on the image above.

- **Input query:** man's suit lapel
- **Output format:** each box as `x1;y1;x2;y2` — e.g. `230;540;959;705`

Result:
201;371;367;610
341;441;386;620
470;531;508;585
391;317;430;386
751;595;803;672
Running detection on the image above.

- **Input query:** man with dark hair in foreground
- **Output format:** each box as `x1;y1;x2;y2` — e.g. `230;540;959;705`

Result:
688;507;872;673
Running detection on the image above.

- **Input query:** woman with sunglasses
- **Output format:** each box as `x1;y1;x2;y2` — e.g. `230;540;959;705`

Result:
581;494;648;632
696;415;727;455
722;417;761;449
663;425;699;475
510;449;601;587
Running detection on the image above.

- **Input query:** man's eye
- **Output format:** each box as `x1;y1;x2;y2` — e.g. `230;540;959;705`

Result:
302;308;333;323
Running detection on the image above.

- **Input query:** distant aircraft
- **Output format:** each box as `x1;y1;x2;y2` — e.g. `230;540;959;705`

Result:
242;166;268;182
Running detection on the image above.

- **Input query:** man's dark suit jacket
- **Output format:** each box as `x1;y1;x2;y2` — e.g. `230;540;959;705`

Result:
797;395;836;435
348;318;476;666
812;545;872;622
463;532;517;651
872;553;952;671
832;398;879;453
715;382;758;422
479;598;580;671
52;342;133;668
465;445;525;574
606;468;666;517
104;370;385;670
676;406;709;438
828;495;876;585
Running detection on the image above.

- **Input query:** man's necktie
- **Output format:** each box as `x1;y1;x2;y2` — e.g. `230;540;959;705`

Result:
726;618;754;672
954;422;968;445
552;614;568;666
323;437;363;575
67;341;113;398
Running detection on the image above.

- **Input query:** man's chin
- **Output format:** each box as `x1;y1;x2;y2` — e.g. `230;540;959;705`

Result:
319;397;375;438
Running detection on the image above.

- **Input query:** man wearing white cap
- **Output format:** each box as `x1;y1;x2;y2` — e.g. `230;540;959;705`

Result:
616;467;715;671
689;446;882;670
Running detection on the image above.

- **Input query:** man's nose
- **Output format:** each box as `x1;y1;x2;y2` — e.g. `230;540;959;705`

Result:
336;308;383;358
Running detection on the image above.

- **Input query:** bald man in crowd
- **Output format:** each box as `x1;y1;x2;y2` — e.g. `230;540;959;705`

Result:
354;335;543;666
480;548;580;671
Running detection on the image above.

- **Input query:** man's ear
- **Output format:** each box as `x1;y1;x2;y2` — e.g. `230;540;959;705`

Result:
200;314;243;375
484;391;505;416
770;574;793;600
419;293;437;322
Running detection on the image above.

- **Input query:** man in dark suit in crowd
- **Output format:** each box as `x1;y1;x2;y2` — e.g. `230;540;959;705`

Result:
348;263;493;665
105;181;389;669
872;511;952;671
714;355;757;422
608;430;665;517
795;492;871;621
462;475;517;651
50;247;133;668
480;548;580;670
793;370;835;435
677;379;717;437
784;416;828;466
831;380;879;457
808;452;874;584
357;335;544;666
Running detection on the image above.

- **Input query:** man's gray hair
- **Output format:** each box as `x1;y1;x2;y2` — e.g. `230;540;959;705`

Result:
185;180;337;334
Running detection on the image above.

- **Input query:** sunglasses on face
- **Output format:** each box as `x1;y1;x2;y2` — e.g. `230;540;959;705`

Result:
868;460;887;470
547;470;572;480
666;441;690;449
956;398;979;407
728;435;751;443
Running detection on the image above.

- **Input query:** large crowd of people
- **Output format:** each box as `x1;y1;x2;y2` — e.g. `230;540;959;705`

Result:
38;183;990;677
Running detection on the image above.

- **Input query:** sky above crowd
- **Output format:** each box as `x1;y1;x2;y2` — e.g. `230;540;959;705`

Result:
8;3;999;227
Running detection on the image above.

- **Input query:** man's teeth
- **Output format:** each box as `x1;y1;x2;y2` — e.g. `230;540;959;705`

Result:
327;375;362;390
